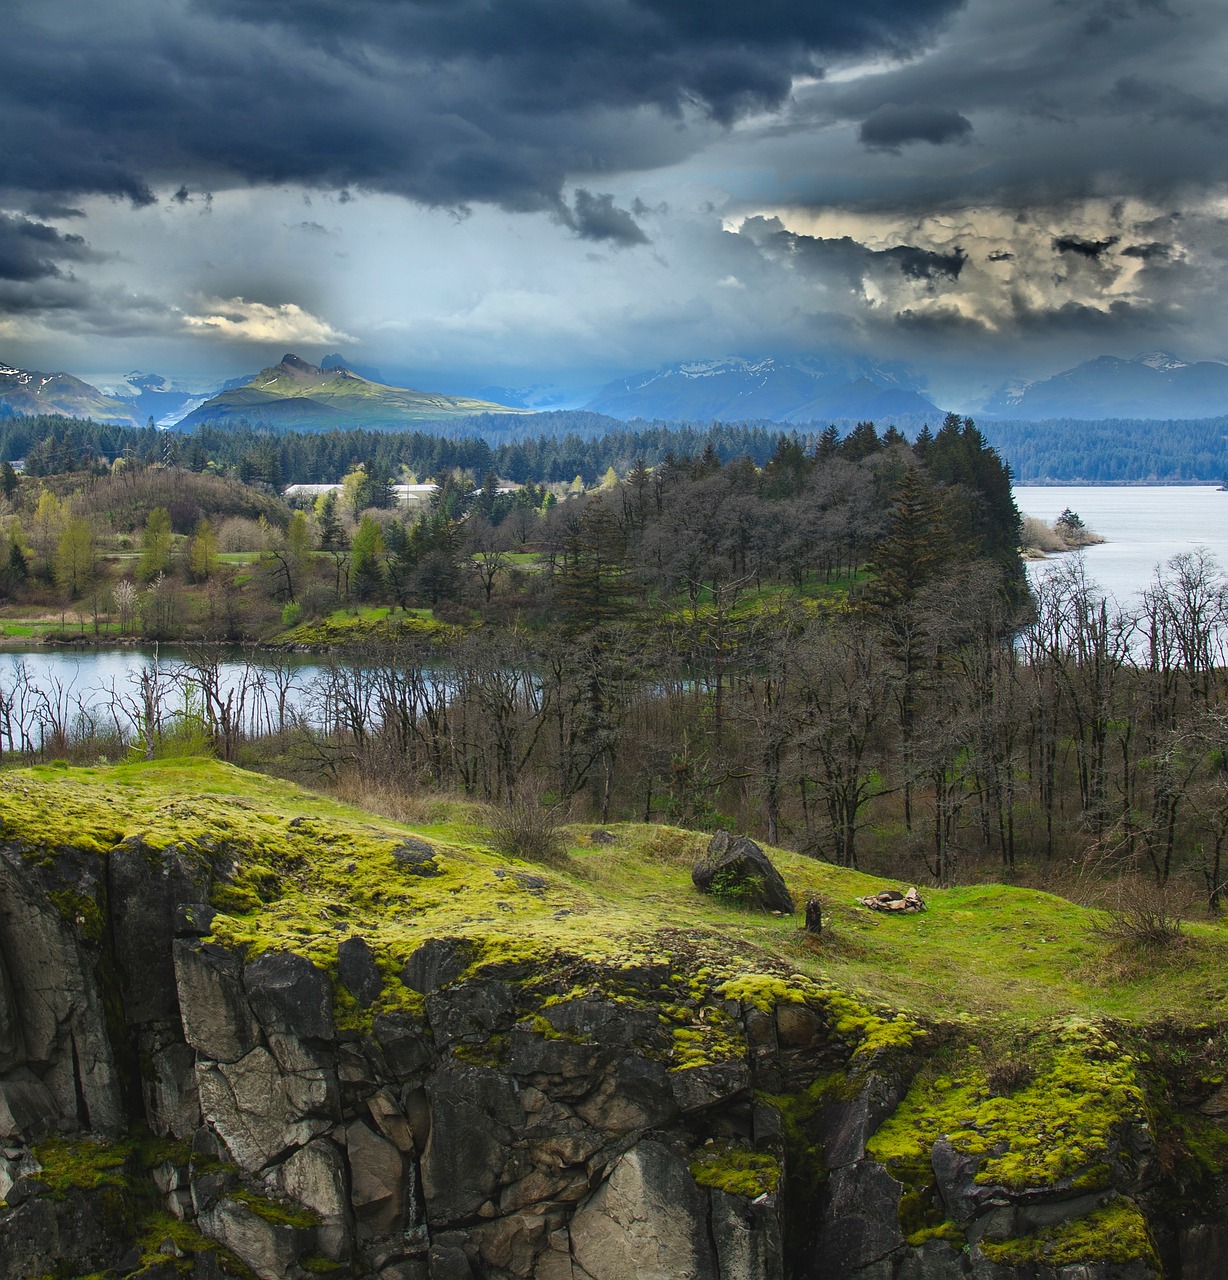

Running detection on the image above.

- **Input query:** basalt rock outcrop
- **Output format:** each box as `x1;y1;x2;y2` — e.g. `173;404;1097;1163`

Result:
0;760;1219;1279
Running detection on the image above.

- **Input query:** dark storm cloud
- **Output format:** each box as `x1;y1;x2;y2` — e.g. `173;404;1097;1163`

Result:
1121;241;1172;260
741;217;965;289
1053;235;1120;259
0;0;964;216
858;103;973;150
0;215;102;282
564;191;649;246
769;0;1228;215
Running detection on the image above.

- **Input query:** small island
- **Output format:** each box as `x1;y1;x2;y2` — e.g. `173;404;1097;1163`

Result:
1021;506;1106;558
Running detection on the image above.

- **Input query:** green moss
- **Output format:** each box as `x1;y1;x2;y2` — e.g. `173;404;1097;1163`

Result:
690;1143;781;1198
47;889;105;944
867;1018;1147;1244
978;1197;1158;1269
670;1005;745;1069
229;1187;319;1230
30;1137;130;1197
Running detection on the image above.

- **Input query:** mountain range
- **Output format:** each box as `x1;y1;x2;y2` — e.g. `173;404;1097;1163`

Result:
0;362;146;427
583;355;942;423
982;351;1228;419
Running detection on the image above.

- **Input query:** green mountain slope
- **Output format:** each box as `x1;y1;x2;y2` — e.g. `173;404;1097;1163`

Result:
176;353;529;430
0;361;142;427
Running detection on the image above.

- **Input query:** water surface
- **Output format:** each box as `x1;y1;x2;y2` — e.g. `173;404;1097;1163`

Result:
1014;485;1228;605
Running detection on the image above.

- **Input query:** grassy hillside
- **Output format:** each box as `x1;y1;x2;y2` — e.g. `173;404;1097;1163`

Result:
5;757;1224;1031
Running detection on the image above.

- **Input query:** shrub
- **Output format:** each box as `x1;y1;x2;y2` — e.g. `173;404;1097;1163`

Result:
484;787;569;866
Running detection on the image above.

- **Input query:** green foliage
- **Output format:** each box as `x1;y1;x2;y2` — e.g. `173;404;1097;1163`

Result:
137;507;173;582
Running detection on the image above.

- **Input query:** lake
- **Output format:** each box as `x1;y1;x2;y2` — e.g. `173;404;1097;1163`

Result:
1014;485;1228;605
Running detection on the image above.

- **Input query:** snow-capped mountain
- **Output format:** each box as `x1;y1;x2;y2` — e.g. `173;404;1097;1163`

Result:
0;362;144;426
584;355;940;423
983;351;1228;419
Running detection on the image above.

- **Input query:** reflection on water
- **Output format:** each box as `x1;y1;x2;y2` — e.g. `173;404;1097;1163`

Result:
0;647;334;753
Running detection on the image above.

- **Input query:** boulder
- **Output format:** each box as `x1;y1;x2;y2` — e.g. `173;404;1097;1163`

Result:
197;1046;332;1172
196;1194;315;1280
570;1139;717;1280
275;1137;352;1262
692;833;794;915
243;951;334;1044
345;1119;406;1240
338;935;383;1008
400;938;473;995
174;942;261;1065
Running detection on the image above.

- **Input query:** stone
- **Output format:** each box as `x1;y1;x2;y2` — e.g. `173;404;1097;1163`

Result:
392;839;441;877
367;1087;418;1152
931;1135;982;1224
110;840;208;1025
174;942;261;1064
428;980;517;1047
1180;1222;1228;1280
346;1119;406;1240
0;1067;59;1142
538;997;667;1052
573;1055;677;1134
196;1195;314;1280
570;1140;717;1280
692;832;795;915
421;1064;523;1225
243;950;334;1043
471;1212;549;1276
428;1242;476;1278
814;1072;907;1171
709;1187;784;1280
338;935;384;1008
277;1137;352;1261
819;1160;905;1280
197;1047;332;1172
669;1060;751;1115
372;1014;433;1078
775;1003;825;1051
0;951;24;1075
144;1039;201;1139
400;938;473;995
589;831;617;846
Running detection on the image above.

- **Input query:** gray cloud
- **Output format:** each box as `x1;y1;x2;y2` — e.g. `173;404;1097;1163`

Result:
1121;241;1172;259
858;103;973;149
564;190;649;246
742;217;966;290
0;0;963;218
0;214;102;282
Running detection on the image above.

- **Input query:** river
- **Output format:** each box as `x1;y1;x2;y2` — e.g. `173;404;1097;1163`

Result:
1014;484;1228;605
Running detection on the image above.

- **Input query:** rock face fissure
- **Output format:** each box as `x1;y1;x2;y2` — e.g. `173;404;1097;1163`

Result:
0;834;1218;1280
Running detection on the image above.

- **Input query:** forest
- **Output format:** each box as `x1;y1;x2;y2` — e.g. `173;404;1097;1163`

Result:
0;409;1223;923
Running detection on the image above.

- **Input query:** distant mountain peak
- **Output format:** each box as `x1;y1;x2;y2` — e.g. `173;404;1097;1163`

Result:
1136;351;1189;371
984;349;1228;419
585;353;939;423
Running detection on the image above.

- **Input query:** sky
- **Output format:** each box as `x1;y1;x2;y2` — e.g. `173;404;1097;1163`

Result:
2;0;1227;409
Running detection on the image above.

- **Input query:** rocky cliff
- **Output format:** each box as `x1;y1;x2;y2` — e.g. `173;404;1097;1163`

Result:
0;759;1222;1279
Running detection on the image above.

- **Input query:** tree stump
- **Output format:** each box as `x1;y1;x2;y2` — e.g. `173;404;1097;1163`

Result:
805;896;823;935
